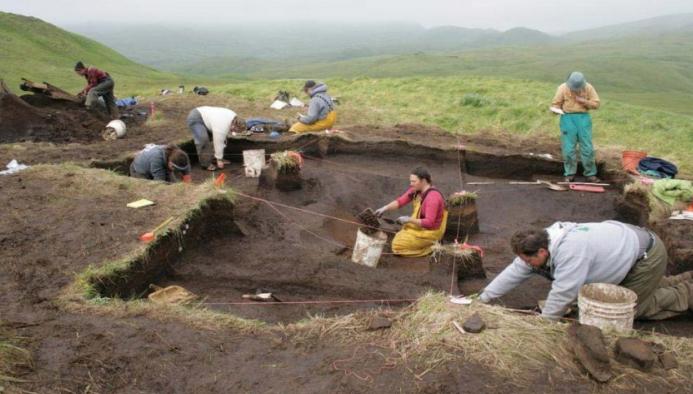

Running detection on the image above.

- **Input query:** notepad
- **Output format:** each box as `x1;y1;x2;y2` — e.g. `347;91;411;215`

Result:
127;199;155;209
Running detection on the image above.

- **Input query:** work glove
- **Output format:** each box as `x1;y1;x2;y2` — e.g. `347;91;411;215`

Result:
374;206;388;217
396;216;411;224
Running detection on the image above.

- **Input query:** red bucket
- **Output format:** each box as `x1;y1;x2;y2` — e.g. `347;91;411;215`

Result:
622;151;647;175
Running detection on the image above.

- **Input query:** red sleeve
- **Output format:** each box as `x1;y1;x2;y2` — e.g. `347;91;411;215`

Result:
395;187;414;207
85;68;107;92
420;191;445;230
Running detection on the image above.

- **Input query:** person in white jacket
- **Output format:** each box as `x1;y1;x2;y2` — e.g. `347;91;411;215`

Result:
479;221;692;321
186;106;246;170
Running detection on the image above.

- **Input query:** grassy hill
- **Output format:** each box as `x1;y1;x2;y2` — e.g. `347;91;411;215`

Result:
212;76;692;173
208;32;693;116
68;22;554;71
563;13;693;41
2;12;690;173
0;12;178;96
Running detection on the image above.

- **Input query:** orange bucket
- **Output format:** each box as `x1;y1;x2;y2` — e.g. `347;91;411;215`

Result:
622;151;647;175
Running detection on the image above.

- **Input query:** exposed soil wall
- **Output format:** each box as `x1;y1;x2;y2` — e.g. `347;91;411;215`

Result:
91;197;240;298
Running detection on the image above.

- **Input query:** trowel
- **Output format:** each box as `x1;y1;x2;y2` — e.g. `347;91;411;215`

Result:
537;179;568;191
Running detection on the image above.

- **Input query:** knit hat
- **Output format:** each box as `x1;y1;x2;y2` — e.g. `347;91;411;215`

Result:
566;72;586;91
303;80;316;91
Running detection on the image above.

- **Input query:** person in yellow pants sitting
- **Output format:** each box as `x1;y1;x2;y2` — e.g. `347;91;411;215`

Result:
375;167;448;257
289;80;337;133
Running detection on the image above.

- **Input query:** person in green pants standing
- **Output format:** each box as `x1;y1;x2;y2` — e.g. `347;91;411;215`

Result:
551;72;601;183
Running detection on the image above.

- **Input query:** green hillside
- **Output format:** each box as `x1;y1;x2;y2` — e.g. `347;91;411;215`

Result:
0;12;177;95
213;32;693;115
213;76;693;173
563;13;693;41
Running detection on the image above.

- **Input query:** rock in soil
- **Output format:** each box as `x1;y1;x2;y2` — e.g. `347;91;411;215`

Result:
566;323;612;383
368;316;392;331
658;352;678;370
462;312;485;333
615;338;657;371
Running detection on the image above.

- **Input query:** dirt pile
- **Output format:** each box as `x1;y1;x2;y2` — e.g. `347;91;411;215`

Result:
654;219;693;274
566;323;612;382
0;80;107;144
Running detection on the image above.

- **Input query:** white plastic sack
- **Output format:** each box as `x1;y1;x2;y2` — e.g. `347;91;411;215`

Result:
0;159;30;175
289;97;304;107
270;100;289;110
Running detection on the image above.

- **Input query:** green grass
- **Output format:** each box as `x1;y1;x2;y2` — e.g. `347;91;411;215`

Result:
200;32;693;116
211;76;693;174
0;12;180;96
1;12;690;174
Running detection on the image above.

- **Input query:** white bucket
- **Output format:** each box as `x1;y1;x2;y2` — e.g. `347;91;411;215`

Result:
578;283;637;333
243;149;265;177
106;119;126;138
351;229;388;268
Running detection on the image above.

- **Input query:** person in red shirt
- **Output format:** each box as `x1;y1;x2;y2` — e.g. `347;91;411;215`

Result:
74;61;119;118
375;167;448;257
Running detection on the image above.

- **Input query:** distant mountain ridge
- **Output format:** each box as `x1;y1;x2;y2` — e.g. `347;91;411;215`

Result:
65;13;693;74
66;21;555;70
562;13;693;41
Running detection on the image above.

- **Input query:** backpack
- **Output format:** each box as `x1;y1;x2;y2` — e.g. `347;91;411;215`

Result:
192;86;209;96
638;157;678;179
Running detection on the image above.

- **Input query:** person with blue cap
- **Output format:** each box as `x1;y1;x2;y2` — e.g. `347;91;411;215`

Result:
551;72;601;183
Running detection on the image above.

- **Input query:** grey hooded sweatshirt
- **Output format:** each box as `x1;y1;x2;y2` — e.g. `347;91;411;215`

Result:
479;221;643;319
299;83;334;124
131;144;169;181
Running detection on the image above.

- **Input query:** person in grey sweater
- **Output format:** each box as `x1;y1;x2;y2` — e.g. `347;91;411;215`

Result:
479;220;692;320
130;144;191;183
289;81;337;133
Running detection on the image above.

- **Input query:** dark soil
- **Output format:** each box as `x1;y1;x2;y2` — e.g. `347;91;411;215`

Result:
0;87;110;144
615;338;657;371
143;152;623;324
0;165;586;393
614;187;651;227
1;94;690;392
653;219;693;274
566;323;612;383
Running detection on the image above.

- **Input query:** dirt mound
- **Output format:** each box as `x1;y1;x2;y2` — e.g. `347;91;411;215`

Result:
654;219;693;274
614;186;651;226
0;81;107;144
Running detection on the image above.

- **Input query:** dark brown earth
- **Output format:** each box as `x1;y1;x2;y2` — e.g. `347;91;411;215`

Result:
0;165;593;393
654;219;693;274
1;95;691;392
566;323;612;383
0;82;118;144
155;151;624;324
615;338;657;371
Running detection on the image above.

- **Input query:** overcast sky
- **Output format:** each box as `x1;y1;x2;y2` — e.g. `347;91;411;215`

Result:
2;0;692;32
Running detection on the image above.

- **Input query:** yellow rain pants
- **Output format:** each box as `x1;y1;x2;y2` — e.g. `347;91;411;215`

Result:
289;111;337;133
391;196;448;257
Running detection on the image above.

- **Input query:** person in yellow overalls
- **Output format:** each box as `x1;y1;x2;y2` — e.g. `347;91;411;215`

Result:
375;167;448;257
289;80;337;133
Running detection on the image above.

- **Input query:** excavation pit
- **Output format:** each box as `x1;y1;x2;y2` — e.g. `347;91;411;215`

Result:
91;141;629;324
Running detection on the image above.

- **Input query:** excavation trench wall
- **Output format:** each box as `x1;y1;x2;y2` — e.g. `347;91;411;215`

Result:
92;134;611;182
89;197;240;298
